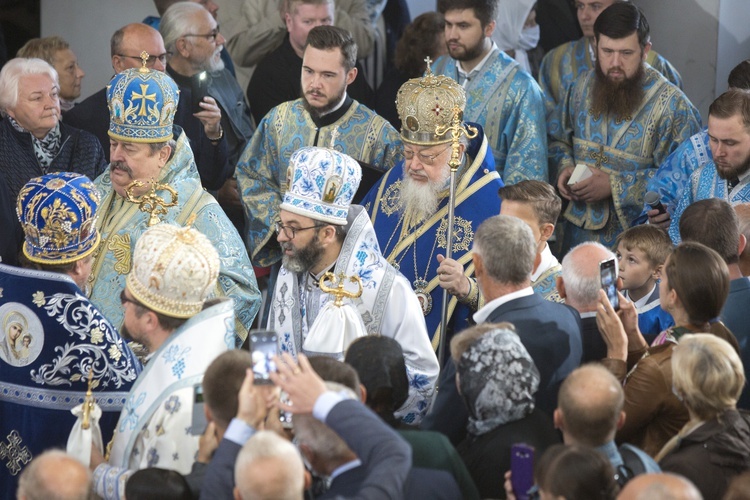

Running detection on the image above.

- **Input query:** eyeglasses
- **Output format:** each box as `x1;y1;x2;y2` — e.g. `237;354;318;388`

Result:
116;53;168;68
274;221;325;239
120;289;142;308
183;26;221;42
403;145;451;166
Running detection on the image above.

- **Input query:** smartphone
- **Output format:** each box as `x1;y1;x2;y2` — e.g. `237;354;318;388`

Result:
511;443;535;500
190;383;207;436
279;391;293;429
600;257;620;311
191;71;209;114
250;330;278;385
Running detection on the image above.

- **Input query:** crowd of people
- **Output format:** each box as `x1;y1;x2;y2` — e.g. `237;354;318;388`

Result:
2;0;750;498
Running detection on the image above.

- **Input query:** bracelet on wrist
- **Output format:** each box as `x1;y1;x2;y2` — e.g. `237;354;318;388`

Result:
208;126;224;143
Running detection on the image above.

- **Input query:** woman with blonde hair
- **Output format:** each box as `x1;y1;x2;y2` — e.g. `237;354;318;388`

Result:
657;334;750;499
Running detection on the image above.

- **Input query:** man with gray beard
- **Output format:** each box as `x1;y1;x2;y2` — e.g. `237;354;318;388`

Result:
362;67;503;352
268;146;438;424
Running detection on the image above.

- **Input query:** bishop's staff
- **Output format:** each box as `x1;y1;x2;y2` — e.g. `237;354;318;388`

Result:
434;106;477;368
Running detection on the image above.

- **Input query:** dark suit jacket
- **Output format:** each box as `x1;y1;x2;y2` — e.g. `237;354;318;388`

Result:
723;277;750;409
580;314;608;364
322;466;462;500
199;438;242;500
64;86;231;190
422;293;582;445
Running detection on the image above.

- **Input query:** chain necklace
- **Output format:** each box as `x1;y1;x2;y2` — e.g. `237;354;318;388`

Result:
411;221;441;316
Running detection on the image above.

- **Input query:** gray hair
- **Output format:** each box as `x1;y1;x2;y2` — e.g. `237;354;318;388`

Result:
234;431;304;500
160;2;208;55
473;215;535;285
0;58;58;113
561;242;615;308
17;449;91;500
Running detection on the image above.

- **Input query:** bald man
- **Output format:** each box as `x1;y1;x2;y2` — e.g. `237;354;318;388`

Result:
17;450;91;500
557;241;615;363
618;473;703;500
64;23;231;190
555;365;660;484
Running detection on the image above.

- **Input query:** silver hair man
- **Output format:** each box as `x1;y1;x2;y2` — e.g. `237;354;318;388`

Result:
234;431;305;500
16;450;91;500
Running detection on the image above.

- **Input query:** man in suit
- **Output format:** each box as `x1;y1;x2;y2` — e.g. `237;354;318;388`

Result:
557;241;614;363
422;215;582;444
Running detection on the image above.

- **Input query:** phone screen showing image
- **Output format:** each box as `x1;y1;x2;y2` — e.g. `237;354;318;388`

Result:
191;384;207;436
250;330;278;385
600;257;620;311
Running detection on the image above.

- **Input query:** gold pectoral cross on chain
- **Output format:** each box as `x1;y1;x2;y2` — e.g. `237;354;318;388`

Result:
590;145;608;170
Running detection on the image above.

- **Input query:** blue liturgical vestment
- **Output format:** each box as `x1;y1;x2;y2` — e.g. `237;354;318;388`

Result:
431;49;548;185
669;161;750;243
539;37;684;118
89;131;261;344
362;127;503;347
0;265;141;499
236;97;403;267
646;128;710;216
549;67;701;251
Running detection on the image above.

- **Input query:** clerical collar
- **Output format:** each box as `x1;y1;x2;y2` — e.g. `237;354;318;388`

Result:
306;262;337;289
728;170;750;193
455;42;499;88
310;95;353;128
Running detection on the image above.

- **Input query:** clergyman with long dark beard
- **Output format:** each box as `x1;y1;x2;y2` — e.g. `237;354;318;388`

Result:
551;1;701;254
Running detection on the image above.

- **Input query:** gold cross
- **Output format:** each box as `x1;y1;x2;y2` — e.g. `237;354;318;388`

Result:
139;51;150;70
329;127;339;149
590;145;608;169
424;56;434;76
131;84;156;117
435;106;478;172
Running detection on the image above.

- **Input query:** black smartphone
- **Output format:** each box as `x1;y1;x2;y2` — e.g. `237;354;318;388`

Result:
600;257;620;311
190;383;207;435
250;330;278;385
191;71;209;114
511;443;535;500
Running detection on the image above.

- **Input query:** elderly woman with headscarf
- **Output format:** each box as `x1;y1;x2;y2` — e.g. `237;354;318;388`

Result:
0;57;105;209
452;322;560;499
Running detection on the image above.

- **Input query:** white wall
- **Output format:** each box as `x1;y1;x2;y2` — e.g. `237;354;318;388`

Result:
41;0;156;101
716;0;750;93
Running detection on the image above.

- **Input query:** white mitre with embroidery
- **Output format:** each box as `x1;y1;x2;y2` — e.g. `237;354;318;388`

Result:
126;223;220;318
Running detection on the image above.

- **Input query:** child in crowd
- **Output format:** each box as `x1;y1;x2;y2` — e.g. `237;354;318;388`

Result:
615;225;674;344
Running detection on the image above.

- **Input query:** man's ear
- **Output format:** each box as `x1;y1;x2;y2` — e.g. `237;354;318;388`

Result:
158;144;172;167
233;486;242;500
358;383;368;404
204;404;214;423
642;41;652;59
176;37;191;58
556;276;567;300
738;234;747;257
540;222;555;242
483;20;496;38
553;408;564;430
345;66;357;86
616;411;626;430
652;264;663;281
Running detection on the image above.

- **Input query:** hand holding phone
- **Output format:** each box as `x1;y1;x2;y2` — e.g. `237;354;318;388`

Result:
599;257;620;311
191;71;209;115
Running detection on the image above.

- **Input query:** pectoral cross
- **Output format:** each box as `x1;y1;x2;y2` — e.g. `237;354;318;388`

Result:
590;145;608;169
125;179;179;226
132;84;156;116
329;127;339;149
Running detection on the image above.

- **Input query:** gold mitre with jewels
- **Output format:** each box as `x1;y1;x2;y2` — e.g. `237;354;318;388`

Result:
126;223;220;319
396;61;467;145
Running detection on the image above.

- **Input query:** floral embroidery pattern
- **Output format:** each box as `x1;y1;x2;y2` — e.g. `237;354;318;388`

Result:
162;345;191;379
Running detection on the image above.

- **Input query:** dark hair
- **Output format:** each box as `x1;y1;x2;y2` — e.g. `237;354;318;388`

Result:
666;242;730;328
536;444;619;500
304;26;358;72
437;0;497;28
709;88;750;129
203;350;252;429
394;12;446;77
132;303;187;331
679;198;741;265
498;180;562;226
594;2;650;49
125;468;192;500
307;356;361;394
728;60;750;90
345;336;408;428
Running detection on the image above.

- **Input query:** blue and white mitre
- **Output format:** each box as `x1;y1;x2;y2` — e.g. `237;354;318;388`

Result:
106;52;179;143
16;172;101;264
280;147;362;225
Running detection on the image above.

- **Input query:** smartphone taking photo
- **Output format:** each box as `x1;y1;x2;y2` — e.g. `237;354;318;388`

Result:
599;257;620;311
511;443;535;500
250;330;278;385
191;71;209;115
190;383;207;436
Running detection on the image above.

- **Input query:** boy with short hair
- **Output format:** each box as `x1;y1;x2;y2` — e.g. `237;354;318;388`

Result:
615;225;674;343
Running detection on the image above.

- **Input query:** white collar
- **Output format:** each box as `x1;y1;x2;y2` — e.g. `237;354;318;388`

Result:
531;243;559;282
456;42;499;87
624;284;656;309
318;92;349;118
473;286;535;324
329;458;363;481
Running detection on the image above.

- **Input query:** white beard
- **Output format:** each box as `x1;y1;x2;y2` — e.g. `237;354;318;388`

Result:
399;167;450;222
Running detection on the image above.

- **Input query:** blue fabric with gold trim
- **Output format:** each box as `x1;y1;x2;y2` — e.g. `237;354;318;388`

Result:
0;264;141;498
431;49;548;185
548;66;701;252
669;160;750;243
361;124;503;346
